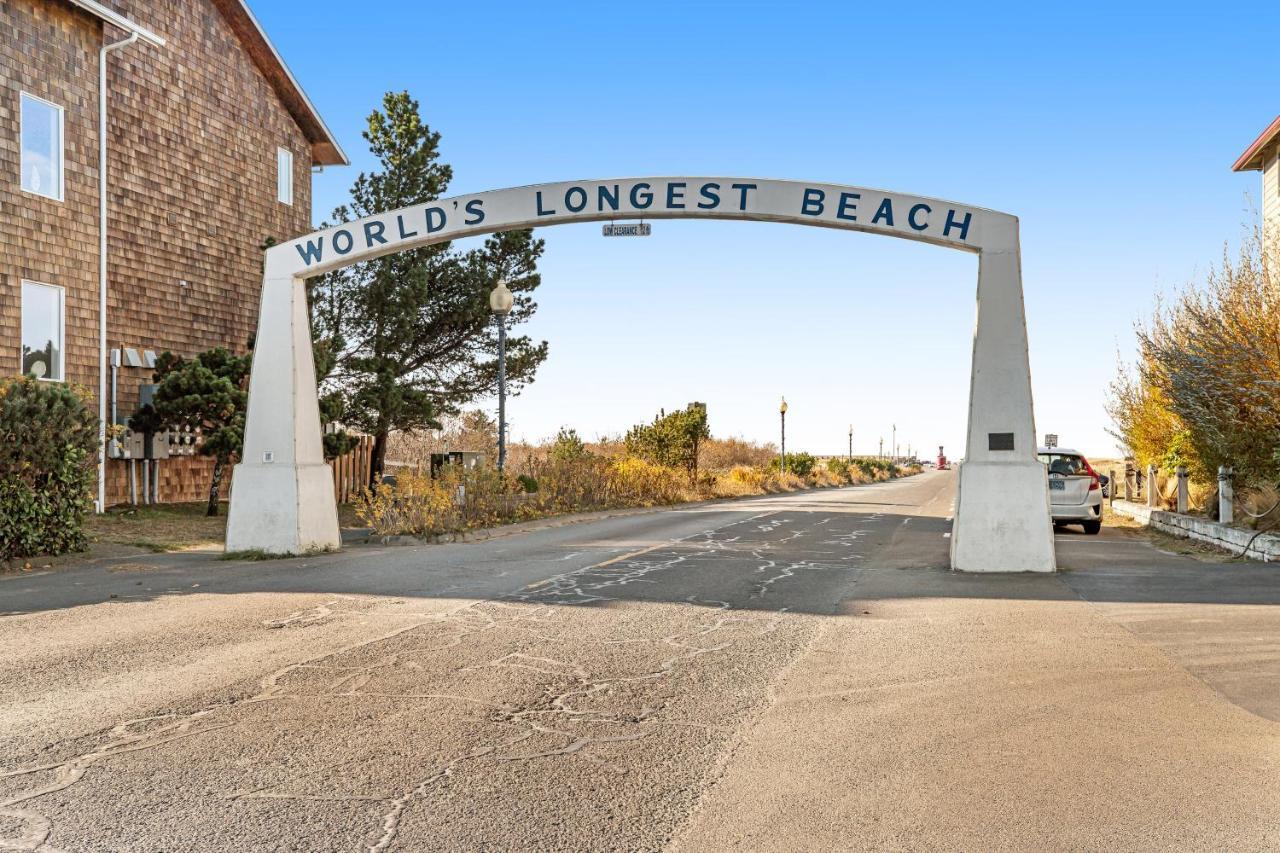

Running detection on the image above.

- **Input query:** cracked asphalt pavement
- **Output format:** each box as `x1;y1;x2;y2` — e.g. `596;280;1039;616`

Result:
2;470;1278;851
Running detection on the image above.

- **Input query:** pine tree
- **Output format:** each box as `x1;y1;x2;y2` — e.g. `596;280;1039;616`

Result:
310;91;548;486
625;403;711;482
131;348;250;516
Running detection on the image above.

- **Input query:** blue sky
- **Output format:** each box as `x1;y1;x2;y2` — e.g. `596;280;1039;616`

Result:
256;0;1278;458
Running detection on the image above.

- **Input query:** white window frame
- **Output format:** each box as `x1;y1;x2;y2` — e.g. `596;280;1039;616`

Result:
20;280;66;382
20;92;65;202
277;146;294;206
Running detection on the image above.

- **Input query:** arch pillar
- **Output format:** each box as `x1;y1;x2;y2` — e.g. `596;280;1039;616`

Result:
950;216;1055;572
224;263;340;554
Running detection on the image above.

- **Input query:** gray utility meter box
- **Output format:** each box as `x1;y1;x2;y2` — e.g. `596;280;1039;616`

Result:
108;422;172;455
144;430;171;460
110;427;147;460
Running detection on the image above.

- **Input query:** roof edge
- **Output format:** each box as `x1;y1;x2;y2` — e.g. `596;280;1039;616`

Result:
210;0;349;166
65;0;165;46
1232;115;1280;172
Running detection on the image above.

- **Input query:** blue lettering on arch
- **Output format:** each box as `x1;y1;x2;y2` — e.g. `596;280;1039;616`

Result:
943;209;972;241
871;198;894;227
630;182;653;209
296;236;324;266
536;191;556;216
364;220;387;247
697;182;720;209
598;184;620;211
464;199;485;225
800;188;825;216
397;214;418;240
425;206;446;233
836;192;860;221
666;182;686;208
565;186;588;213
908;203;931;231
332;229;354;255
731;183;757;210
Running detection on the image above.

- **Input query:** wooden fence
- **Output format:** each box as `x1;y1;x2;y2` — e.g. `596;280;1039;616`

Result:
330;435;375;503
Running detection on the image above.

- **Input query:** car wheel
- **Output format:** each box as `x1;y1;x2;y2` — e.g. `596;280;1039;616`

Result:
1082;520;1101;535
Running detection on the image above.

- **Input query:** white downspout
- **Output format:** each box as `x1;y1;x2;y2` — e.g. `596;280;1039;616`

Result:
96;30;138;513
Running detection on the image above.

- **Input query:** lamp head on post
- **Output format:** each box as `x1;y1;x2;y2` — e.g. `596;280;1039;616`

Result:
779;397;788;415
489;279;514;315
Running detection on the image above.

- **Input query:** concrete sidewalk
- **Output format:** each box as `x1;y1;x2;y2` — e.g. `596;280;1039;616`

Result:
674;552;1280;851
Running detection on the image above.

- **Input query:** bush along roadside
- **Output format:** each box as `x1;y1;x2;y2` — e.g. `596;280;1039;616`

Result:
357;449;919;539
0;378;99;563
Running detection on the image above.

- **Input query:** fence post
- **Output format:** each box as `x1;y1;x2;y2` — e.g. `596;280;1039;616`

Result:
1176;465;1188;514
1218;465;1234;524
1147;465;1158;508
1108;469;1116;507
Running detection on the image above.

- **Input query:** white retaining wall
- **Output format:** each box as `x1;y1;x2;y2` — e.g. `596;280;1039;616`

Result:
1111;500;1280;562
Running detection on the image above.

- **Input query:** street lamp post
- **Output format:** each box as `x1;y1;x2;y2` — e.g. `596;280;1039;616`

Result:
848;425;853;462
892;423;897;463
779;397;788;473
490;279;514;472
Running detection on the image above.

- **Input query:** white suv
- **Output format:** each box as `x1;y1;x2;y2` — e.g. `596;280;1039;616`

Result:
1037;448;1103;534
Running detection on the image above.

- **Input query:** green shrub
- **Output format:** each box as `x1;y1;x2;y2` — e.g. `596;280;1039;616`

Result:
825;457;851;481
0;378;99;561
549;427;588;461
625;402;710;481
770;452;816;477
850;456;900;480
516;474;539;493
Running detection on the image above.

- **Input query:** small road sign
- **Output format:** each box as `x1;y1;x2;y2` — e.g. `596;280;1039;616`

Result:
602;223;651;237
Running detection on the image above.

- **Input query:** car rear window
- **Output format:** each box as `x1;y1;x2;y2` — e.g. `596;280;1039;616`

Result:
1038;453;1089;476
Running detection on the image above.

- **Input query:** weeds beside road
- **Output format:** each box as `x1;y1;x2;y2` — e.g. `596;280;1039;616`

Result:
359;453;919;539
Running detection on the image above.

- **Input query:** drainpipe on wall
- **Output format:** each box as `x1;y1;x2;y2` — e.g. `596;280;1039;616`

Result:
97;31;138;513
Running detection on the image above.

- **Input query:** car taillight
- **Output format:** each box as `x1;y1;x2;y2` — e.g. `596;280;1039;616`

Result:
1082;458;1100;491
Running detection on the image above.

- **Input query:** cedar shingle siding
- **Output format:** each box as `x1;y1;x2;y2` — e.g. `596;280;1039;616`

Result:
1;0;318;505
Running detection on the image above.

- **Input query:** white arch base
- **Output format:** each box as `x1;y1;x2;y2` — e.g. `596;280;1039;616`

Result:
225;177;1054;572
225;270;341;554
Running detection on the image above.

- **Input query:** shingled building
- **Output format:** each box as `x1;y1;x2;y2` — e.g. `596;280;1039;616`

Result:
1233;115;1280;242
1;0;346;506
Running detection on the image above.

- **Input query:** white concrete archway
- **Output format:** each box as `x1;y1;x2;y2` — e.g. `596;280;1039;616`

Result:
225;177;1055;572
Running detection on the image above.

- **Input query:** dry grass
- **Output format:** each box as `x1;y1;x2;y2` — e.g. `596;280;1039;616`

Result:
700;436;777;471
88;502;364;552
1237;484;1280;530
1087;457;1127;480
88;504;227;552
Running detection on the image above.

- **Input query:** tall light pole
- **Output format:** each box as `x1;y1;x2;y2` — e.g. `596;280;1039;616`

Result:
848;424;853;462
892;423;897;463
878;436;883;459
490;279;514;472
779;397;788;473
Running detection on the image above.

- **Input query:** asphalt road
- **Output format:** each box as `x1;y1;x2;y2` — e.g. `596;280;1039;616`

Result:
1;470;1277;851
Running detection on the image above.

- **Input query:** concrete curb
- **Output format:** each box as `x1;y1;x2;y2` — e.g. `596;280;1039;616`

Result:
1111;500;1280;562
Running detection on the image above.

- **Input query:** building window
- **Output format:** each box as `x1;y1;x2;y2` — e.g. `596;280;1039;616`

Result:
21;281;65;381
277;147;293;205
20;93;64;201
